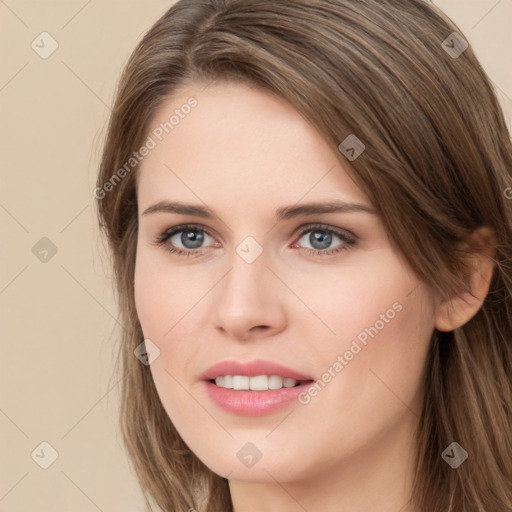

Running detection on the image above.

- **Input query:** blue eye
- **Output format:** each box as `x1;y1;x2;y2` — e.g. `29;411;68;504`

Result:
152;223;356;258
168;227;213;250
152;224;214;258
294;225;356;256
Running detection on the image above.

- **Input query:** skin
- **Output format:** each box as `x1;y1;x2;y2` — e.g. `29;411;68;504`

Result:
133;80;495;512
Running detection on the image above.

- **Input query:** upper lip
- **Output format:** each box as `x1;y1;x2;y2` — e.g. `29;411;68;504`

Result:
200;359;315;381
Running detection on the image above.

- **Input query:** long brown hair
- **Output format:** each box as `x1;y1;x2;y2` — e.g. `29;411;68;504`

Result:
96;1;512;510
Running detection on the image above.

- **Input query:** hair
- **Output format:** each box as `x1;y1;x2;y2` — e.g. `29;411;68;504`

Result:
95;0;512;510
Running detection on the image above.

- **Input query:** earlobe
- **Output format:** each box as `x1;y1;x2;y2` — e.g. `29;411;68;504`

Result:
434;226;497;332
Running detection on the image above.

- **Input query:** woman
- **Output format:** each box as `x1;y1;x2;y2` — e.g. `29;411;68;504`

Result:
96;1;512;510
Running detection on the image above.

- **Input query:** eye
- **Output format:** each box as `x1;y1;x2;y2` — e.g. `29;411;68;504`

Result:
292;224;356;256
152;224;216;257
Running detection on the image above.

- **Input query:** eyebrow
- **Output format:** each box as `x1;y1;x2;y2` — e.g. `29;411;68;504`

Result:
141;200;377;220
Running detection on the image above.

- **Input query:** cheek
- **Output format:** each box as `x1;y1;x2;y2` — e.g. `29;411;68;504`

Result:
293;253;435;435
133;254;202;436
133;249;207;391
305;281;434;449
133;249;197;340
298;249;430;356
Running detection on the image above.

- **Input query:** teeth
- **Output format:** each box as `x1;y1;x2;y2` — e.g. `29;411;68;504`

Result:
214;375;300;390
269;375;284;389
249;375;267;390
233;375;250;390
283;377;297;388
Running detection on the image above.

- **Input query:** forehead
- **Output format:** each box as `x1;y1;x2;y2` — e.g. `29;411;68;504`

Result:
136;81;369;213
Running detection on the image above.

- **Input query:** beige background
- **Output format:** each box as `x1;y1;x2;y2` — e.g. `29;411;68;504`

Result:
1;1;511;511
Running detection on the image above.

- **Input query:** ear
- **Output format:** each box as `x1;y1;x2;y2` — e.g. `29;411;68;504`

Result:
435;226;497;332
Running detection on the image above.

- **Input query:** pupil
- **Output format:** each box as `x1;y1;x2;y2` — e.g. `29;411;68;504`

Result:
311;230;331;249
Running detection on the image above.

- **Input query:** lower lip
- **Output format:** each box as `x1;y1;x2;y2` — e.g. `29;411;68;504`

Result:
203;380;314;416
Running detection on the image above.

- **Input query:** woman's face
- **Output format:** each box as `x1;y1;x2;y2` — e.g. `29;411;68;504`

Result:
134;80;436;484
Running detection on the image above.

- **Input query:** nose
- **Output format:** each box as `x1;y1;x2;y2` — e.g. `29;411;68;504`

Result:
211;247;288;342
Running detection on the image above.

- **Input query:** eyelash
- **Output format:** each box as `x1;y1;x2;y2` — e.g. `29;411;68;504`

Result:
151;223;356;258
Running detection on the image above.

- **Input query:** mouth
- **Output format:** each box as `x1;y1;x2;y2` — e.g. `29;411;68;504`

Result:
200;359;315;415
208;375;314;391
203;377;315;416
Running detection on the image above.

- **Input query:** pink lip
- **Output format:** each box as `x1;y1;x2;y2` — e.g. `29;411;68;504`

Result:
200;359;315;416
199;359;314;381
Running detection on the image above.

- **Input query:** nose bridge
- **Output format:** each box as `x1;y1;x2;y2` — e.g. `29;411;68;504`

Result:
221;243;270;312
212;239;286;338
